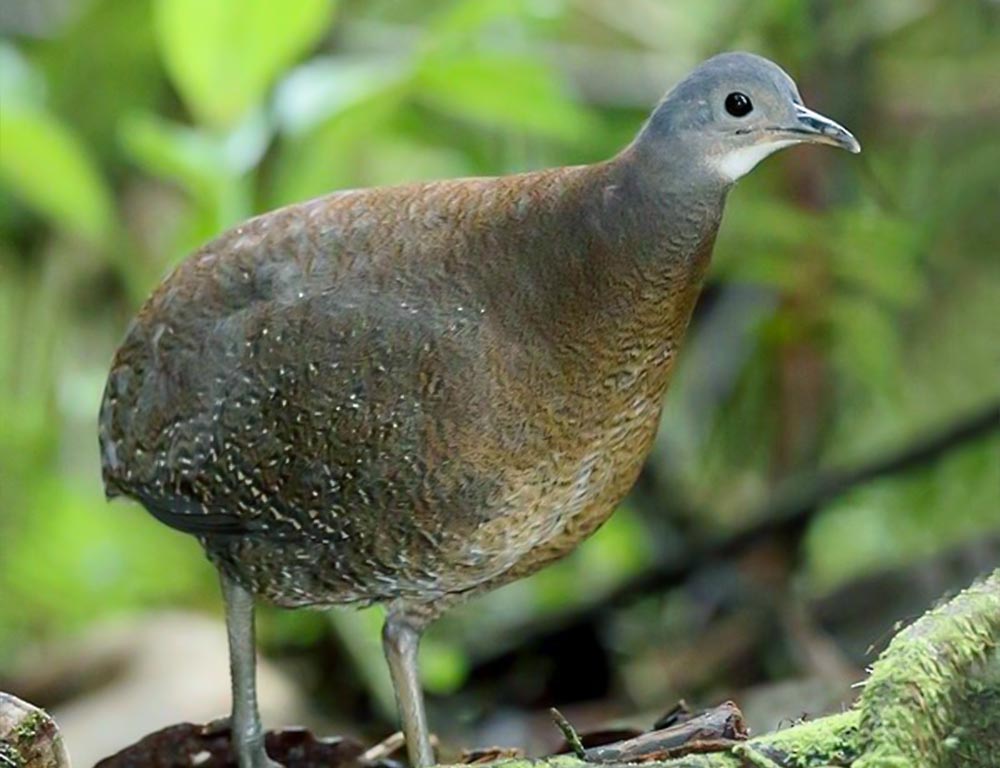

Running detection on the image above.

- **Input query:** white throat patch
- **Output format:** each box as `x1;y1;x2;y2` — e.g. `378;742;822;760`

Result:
713;140;797;182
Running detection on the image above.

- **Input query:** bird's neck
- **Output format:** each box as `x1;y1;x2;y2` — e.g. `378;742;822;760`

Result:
537;144;727;389
606;139;728;286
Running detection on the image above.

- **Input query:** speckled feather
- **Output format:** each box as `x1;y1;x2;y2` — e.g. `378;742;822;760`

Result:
99;140;724;620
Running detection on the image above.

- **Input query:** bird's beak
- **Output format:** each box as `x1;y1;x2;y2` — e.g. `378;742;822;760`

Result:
778;104;861;153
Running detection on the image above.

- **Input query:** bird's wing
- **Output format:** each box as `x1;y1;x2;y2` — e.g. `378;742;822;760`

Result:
101;281;501;545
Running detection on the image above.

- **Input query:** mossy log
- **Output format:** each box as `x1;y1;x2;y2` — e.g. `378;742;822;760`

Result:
459;569;1000;768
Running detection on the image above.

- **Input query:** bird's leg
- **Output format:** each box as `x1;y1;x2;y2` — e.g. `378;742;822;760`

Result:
382;613;434;767
220;571;282;768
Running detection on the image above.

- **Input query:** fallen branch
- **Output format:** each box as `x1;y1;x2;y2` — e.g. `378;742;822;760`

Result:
574;701;747;763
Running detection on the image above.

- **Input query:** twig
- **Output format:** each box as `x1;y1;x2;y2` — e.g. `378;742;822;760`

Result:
550;708;587;760
359;731;406;763
652;700;691;730
581;701;748;763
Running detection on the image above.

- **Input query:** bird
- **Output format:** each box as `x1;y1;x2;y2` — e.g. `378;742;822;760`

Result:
99;51;859;768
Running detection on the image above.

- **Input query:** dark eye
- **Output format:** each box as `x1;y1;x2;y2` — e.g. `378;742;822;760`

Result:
725;92;753;117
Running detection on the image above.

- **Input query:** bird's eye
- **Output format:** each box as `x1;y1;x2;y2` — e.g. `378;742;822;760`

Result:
724;92;753;117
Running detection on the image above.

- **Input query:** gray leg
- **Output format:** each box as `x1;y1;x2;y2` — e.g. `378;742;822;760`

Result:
220;572;282;768
382;615;434;767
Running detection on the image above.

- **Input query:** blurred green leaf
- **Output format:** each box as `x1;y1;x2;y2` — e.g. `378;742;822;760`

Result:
0;480;211;656
274;57;409;136
576;506;655;583
121;112;231;201
121;111;269;190
326;607;396;718
361;135;474;188
0;43;46;108
806;436;1000;594
713;195;824;287
420;635;470;694
270;85;408;206
0;105;114;245
33;0;164;161
415;53;591;141
154;0;337;128
828;208;923;307
259;608;327;650
427;0;542;41
827;293;901;395
120;112;259;236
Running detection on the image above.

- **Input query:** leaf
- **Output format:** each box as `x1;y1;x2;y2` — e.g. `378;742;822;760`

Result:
360;136;473;189
415;53;591;141
0;105;114;245
427;0;535;40
270;85;407;207
0;42;45;109
828;208;923;308
0;478;211;645
119;112;257;244
419;635;470;694
120;112;231;202
826;293;901;394
154;0;336;128
273;56;409;136
32;0;163;160
713;196;824;287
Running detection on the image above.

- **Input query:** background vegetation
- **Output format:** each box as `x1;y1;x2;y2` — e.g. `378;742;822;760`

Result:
1;0;997;760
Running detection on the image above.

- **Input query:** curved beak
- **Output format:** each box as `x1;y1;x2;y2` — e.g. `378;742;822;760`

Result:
777;103;861;153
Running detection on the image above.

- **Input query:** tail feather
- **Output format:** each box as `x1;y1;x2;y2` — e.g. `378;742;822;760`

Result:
131;488;259;536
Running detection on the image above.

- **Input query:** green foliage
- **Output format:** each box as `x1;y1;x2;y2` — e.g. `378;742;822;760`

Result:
415;53;590;141
0;104;115;245
154;0;337;129
806;437;1000;592
119;110;264;240
270;77;410;205
0;481;210;659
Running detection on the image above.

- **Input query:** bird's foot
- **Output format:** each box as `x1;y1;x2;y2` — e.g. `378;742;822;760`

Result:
233;734;284;768
201;716;285;768
239;750;284;768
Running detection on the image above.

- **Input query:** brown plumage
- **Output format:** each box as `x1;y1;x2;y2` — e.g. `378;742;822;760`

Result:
98;52;858;768
100;152;719;610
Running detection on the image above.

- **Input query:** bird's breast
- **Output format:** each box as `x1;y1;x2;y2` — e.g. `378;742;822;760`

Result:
483;379;665;579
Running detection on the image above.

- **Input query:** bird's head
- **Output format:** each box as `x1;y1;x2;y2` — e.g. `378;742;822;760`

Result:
643;52;860;184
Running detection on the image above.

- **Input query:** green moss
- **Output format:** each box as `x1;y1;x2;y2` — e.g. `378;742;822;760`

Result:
0;706;67;768
1;709;47;768
734;711;860;767
941;653;1000;768
0;739;23;768
855;570;1000;768
12;708;46;742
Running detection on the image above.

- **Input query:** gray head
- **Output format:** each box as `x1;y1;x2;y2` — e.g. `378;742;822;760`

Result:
641;52;860;184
